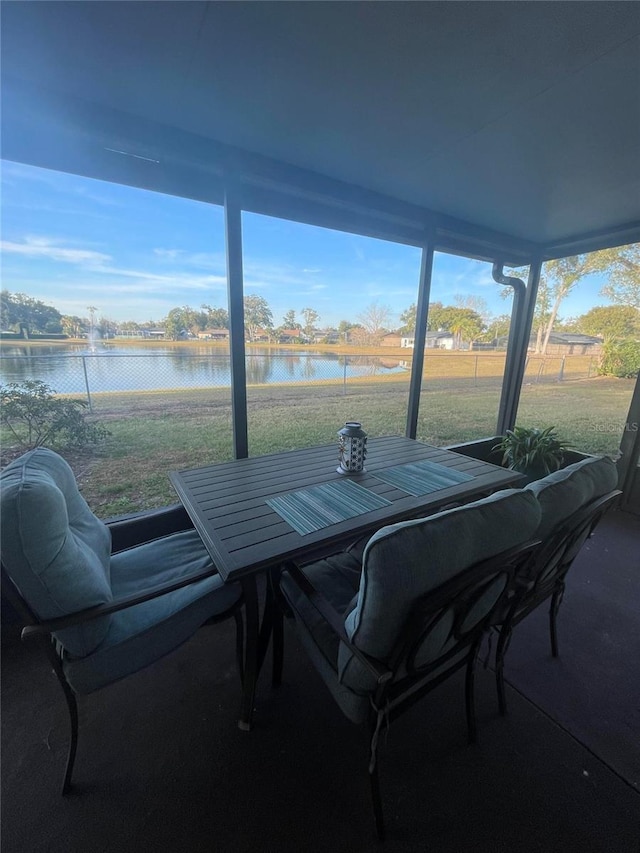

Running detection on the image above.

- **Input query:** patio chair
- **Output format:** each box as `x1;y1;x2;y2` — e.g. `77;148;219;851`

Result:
275;488;542;838
0;448;244;794
492;454;621;714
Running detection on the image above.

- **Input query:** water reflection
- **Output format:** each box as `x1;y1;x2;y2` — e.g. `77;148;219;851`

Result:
245;357;271;386
0;345;407;394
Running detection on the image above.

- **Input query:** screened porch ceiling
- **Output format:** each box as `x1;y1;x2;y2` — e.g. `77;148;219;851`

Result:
2;1;639;262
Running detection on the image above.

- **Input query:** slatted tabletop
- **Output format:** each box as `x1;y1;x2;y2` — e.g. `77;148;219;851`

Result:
170;436;523;582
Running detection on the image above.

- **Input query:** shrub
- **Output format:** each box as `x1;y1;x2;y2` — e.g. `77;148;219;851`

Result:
493;425;570;477
0;380;110;451
599;340;640;378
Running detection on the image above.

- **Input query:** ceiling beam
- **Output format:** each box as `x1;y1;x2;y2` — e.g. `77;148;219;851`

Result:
3;76;636;264
1;77;534;263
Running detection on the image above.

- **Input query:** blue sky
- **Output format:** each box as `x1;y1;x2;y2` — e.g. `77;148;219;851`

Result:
1;160;613;328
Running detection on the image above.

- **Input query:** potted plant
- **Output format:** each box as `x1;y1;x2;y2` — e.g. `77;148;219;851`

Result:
493;426;571;484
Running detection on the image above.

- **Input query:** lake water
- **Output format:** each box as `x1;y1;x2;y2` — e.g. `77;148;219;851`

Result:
0;344;407;395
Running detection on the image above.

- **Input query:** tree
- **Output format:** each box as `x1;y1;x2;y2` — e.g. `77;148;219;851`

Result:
163;307;190;340
453;294;489;324
426;301;449;332
61;315;87;338
525;246;640;355
356;302;392;344
507;257;590;354
201;304;229;329
161;305;208;338
243;294;273;342
575;305;640;341
502;265;573;354
424;303;484;347
337;320;357;343
584;243;640;308
553;315;579;333
209;307;229;329
399;303;416;334
348;325;370;347
0;380;110;451
539;257;590;354
301;307;320;339
98;316;118;339
1;290;63;336
118;320;142;336
484;313;512;344
599;340;640;378
530;275;552;353
281;309;300;330
445;308;484;349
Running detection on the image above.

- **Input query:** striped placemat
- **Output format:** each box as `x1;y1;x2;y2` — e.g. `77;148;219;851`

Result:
266;479;392;535
372;459;474;496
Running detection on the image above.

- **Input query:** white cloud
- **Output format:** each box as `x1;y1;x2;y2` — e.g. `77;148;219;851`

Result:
2;236;227;293
1;236;111;265
185;251;226;269
88;269;227;292
152;248;226;271
153;248;183;260
243;259;328;291
74;186;124;207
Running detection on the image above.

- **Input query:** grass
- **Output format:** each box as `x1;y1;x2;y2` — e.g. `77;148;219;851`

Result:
12;375;626;517
1;344;632;517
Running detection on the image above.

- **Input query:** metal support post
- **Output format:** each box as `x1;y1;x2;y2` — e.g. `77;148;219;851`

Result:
224;175;249;459
406;230;435;439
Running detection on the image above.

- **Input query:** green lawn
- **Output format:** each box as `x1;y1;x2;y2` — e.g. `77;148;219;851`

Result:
23;374;626;516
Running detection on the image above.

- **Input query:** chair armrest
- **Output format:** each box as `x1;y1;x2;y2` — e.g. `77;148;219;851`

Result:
107;504;193;553
21;563;227;642
282;561;392;686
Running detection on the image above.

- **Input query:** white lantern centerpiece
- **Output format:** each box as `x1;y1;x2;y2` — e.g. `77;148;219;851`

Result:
337;422;368;474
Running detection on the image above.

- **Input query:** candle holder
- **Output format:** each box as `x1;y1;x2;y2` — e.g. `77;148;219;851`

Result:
337;422;367;474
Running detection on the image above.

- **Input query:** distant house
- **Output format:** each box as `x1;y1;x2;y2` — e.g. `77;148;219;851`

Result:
198;328;229;341
425;331;454;349
385;331;455;349
145;328;166;338
313;329;340;344
278;329;303;343
115;329;147;339
381;333;403;347
529;332;603;355
249;328;271;342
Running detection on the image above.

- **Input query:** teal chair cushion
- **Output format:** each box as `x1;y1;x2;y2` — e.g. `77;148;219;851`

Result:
341;488;541;692
63;529;242;694
281;489;541;722
524;455;619;540
0;448;112;657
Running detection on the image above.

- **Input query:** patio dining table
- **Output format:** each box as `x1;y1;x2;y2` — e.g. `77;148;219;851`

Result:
170;435;523;729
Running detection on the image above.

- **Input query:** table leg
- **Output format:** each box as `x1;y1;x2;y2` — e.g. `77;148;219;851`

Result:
238;570;282;729
238;576;259;731
271;591;284;688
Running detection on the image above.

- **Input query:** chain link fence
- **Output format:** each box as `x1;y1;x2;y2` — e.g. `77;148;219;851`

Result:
0;348;613;516
0;350;601;410
0;351;411;411
420;352;599;390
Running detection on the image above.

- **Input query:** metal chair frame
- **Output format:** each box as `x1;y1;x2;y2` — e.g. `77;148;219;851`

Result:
493;489;622;714
1;504;244;795
275;540;539;839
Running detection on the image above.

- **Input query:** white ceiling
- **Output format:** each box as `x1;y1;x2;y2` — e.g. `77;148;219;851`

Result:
2;1;639;248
